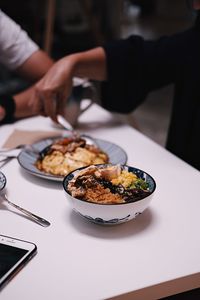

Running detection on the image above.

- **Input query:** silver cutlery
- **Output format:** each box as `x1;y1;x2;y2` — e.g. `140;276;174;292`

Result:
0;144;40;154
0;156;17;168
0;145;40;168
0;144;25;153
0;171;51;227
57;114;97;146
57;114;74;131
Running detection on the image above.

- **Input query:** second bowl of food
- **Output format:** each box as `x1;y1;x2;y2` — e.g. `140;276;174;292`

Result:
63;164;156;225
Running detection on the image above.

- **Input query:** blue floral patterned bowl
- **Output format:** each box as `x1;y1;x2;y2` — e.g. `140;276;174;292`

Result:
63;164;156;225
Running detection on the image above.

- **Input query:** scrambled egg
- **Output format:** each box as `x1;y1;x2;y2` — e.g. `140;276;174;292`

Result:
111;170;137;188
36;139;108;176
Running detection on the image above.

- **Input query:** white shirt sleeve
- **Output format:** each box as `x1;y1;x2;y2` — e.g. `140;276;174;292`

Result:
0;9;39;70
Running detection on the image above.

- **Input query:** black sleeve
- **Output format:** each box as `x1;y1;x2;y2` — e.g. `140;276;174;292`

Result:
100;28;198;113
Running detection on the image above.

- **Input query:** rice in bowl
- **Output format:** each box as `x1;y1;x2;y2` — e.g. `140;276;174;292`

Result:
63;164;156;225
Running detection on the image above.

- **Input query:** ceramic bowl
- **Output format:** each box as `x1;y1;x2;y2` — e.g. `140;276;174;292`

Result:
63;164;156;225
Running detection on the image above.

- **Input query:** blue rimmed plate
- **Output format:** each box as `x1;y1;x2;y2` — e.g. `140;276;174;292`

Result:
17;137;127;182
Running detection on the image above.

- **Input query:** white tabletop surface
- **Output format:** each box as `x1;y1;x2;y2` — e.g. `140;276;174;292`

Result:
0;104;200;300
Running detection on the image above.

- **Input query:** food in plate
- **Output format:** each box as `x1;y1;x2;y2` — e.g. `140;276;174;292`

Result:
35;136;109;176
67;164;151;204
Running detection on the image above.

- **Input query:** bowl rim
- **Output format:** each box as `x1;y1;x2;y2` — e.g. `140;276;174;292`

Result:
63;164;156;206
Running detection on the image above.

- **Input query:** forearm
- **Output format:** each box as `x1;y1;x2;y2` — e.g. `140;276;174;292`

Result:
0;9;54;123
13;50;54;118
28;46;107;121
3;50;54;120
15;49;54;82
64;47;107;81
13;86;37;118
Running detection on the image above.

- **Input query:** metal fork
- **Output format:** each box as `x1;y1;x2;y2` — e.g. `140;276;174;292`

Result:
0;144;40;156
57;114;97;146
0;156;15;168
0;144;25;153
0;145;40;168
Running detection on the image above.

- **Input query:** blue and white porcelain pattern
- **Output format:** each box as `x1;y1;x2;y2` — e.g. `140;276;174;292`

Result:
0;171;6;191
17;137;127;182
63;165;156;225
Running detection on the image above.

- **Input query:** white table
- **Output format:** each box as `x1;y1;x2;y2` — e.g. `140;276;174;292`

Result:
0;104;200;300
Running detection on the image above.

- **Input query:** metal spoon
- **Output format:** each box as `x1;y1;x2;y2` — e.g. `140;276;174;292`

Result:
0;171;50;227
57;114;74;131
57;114;97;146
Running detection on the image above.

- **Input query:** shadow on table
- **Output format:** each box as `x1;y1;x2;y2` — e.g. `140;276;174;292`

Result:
0;197;8;212
19;168;63;190
68;207;156;239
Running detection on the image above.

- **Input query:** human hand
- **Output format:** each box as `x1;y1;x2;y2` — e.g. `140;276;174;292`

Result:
29;48;106;121
29;57;74;122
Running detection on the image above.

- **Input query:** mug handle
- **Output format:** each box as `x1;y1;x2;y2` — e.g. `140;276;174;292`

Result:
79;99;93;114
79;80;98;115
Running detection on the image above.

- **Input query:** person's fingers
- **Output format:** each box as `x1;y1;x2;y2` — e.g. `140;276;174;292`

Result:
56;81;73;116
29;89;45;116
29;85;56;119
29;73;73;120
56;91;68;117
42;92;57;121
30;88;66;122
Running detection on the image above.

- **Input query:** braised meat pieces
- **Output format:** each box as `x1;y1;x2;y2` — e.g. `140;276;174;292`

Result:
36;137;109;176
67;165;151;204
